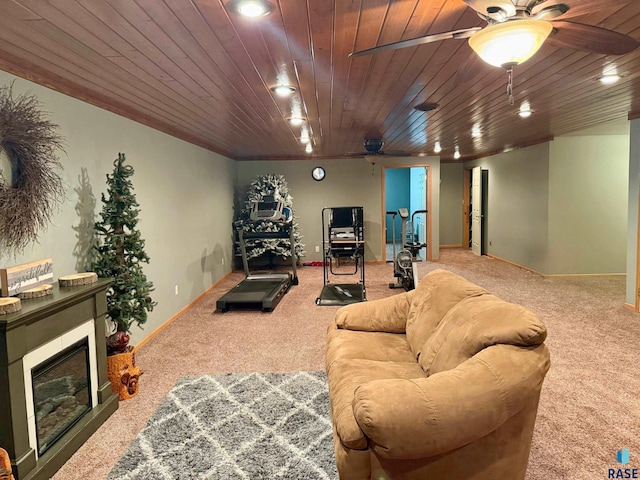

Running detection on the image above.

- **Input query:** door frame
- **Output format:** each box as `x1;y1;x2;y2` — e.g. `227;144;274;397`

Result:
464;166;488;255
463;167;471;249
636;183;640;311
382;163;433;263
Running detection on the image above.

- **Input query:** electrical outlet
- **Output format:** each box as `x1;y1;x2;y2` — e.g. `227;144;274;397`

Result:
174;285;179;295
315;245;320;253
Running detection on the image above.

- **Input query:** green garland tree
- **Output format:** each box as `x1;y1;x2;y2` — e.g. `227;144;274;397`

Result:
92;153;156;354
237;174;305;263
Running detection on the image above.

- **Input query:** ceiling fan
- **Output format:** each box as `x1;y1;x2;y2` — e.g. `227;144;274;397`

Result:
350;0;640;93
349;137;410;157
348;138;411;174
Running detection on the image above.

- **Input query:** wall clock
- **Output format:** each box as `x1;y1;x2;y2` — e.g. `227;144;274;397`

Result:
312;166;325;181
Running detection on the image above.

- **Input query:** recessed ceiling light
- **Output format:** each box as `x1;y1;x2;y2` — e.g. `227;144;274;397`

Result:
300;127;310;143
434;141;442;153
597;74;621;85
454;147;461;160
289;116;305;126
305;143;313;154
517;101;534;118
271;85;296;97
471;124;482;138
228;0;274;17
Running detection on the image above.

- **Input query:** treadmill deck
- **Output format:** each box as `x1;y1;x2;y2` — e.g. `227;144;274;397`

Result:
217;274;292;312
316;283;366;306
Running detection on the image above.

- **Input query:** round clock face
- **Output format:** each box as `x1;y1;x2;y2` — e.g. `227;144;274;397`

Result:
312;166;325;181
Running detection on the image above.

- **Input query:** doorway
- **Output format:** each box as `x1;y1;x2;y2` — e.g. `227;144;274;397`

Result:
463;166;488;255
382;165;432;263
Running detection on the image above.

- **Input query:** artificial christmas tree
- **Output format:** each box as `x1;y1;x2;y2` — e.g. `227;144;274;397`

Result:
92;153;156;399
237;174;305;265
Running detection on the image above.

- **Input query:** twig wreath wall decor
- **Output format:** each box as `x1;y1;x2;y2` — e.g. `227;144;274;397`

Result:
0;83;65;256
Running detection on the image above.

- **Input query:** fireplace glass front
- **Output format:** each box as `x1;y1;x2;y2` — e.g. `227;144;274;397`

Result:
31;338;92;456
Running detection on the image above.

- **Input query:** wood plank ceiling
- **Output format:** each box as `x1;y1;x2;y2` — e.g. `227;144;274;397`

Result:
0;0;638;162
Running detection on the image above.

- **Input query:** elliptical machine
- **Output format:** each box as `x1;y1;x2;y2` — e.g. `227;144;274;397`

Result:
388;208;427;291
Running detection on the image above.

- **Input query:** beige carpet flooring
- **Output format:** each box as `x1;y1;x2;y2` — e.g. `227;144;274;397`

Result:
52;249;640;479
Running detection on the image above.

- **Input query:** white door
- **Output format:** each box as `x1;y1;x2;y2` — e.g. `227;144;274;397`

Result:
471;166;482;256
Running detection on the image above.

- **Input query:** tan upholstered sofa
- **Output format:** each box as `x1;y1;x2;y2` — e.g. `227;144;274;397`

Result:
325;269;550;480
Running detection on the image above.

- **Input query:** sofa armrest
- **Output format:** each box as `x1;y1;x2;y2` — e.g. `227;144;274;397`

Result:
352;344;550;459
335;291;413;333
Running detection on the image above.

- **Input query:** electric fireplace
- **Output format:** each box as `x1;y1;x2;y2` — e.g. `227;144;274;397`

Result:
0;279;118;480
31;339;92;456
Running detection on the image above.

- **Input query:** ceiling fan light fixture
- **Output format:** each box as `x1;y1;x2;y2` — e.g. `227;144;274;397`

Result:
468;20;553;68
228;0;274;17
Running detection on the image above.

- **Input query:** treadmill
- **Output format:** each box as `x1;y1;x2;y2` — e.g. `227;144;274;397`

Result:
216;196;298;313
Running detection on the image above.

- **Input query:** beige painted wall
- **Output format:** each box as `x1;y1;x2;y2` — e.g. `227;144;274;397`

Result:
236;156;441;262
466;143;551;272
440;163;464;246
464;131;629;275
0;71;236;345
627;118;640;305
547;134;628;274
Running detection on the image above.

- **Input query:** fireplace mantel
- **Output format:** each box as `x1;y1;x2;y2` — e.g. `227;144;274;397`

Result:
0;278;118;480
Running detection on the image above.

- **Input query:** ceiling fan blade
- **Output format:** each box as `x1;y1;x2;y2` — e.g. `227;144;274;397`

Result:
349;27;482;57
532;3;568;20
547;21;640;55
380;150;411;157
462;0;516;18
532;0;606;20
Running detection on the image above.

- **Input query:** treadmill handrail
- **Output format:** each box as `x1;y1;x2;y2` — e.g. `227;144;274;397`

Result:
238;222;298;283
241;230;293;240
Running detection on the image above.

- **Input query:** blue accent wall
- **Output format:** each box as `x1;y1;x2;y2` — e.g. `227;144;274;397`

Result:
385;168;410;241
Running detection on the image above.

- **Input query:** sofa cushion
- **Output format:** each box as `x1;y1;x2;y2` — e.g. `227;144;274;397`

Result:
327;358;426;450
405;269;487;358
326;324;415;371
419;294;547;375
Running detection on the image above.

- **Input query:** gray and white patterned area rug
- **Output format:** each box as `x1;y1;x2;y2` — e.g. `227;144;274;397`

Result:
108;371;337;480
